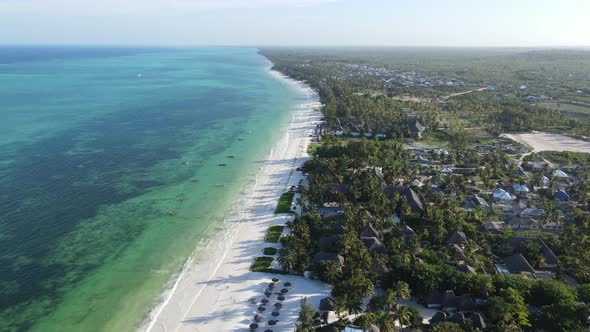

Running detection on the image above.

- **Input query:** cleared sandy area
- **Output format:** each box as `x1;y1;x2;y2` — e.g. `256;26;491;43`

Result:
140;71;328;332
502;132;590;154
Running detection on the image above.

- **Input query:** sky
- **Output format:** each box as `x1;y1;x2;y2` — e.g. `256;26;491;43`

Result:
0;0;589;46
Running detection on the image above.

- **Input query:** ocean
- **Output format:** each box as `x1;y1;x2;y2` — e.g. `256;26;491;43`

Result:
0;46;304;331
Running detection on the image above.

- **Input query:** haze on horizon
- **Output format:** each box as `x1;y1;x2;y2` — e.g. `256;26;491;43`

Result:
0;0;588;47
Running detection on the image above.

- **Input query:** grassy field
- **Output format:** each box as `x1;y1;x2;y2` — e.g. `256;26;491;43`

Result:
250;257;274;272
275;192;295;214
539;102;590;116
539;151;590;165
264;225;284;243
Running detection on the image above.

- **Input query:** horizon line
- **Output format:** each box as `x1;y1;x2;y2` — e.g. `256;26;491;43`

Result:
1;43;589;49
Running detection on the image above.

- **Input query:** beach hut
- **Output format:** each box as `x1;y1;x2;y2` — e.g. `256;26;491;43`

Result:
542;176;550;186
319;297;335;311
553;170;569;178
433;148;449;155
446;231;468;246
492;188;513;200
555;189;571;201
440;167;453;174
512;183;530;194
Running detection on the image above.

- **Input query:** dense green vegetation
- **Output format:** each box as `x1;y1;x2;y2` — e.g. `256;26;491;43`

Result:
264;48;590;332
261;47;590;136
539;150;590;165
275;192;295;214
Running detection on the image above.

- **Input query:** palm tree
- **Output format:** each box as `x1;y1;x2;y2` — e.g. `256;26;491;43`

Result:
392;281;411;300
277;248;297;273
399;196;410;226
399;252;412;272
396;305;412;327
383;289;397;311
375;312;395;332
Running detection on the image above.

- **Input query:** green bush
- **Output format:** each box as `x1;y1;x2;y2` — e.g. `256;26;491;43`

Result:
263;247;278;255
250;257;273;272
275;192;295;214
265;225;284;243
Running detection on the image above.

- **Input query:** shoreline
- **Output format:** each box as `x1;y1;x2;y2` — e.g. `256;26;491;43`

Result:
139;67;328;332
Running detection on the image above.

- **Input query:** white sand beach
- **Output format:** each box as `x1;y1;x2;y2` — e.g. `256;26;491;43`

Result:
502;131;590;154
141;70;329;332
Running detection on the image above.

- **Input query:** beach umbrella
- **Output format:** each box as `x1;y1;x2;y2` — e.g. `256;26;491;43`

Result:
268;282;275;288
268;320;277;326
264;329;273;332
261;298;269;304
271;311;280;317
264;290;272;297
283;282;292;287
254;314;263;322
277;295;285;301
249;323;259;330
280;288;288;294
272;278;279;282
258;306;266;312
274;302;282;308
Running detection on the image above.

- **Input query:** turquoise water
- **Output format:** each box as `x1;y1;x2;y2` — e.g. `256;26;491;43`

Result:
0;46;303;331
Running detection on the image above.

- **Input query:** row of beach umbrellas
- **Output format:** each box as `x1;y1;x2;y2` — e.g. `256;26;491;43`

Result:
250;279;293;331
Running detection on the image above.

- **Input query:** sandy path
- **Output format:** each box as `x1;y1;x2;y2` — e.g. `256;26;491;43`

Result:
502;132;590;154
443;87;487;99
140;71;329;332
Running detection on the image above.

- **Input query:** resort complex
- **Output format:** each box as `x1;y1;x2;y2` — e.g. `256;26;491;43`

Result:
236;48;590;332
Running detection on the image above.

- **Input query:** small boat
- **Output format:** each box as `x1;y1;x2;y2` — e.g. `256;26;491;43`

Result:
191;178;200;183
227;155;235;158
218;163;227;167
237;138;244;141
168;210;177;216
